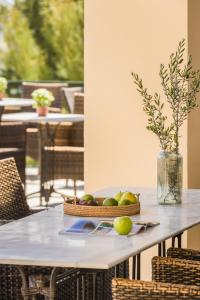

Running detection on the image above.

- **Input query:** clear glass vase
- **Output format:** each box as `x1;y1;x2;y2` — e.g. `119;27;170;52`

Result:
157;151;183;204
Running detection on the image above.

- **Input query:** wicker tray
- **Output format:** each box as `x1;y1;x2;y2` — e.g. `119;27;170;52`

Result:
63;196;140;217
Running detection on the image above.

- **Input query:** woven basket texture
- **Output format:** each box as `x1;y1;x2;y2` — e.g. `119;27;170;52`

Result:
112;278;200;299
152;256;200;287
167;247;200;262
64;197;140;217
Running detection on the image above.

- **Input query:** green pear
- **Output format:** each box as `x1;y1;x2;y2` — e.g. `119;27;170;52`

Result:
103;198;118;206
121;192;138;204
118;199;131;206
114;191;124;202
81;194;94;202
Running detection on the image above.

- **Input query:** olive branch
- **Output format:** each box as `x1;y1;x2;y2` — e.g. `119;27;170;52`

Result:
132;39;200;153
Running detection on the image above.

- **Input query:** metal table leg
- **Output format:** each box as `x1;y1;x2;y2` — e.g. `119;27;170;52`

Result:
27;122;63;206
158;241;166;256
172;232;183;248
132;253;141;280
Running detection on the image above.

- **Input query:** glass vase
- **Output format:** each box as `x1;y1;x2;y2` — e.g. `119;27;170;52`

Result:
157;151;183;204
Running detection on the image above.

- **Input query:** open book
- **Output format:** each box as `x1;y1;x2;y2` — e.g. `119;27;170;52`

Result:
59;219;159;237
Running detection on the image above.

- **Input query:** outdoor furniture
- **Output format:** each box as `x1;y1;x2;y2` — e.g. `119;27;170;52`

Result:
42;121;84;195
74;92;84;114
112;252;200;299
22;82;68;111
22;82;67;161
0;157;80;300
2;112;84;204
0;122;26;184
112;278;200;299
167;247;200;261
0;98;34;120
62;86;83;113
22;82;76;162
0;188;200;299
152;255;200;286
0;98;34;181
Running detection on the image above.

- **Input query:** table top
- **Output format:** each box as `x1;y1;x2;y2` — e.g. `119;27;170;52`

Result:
0;98;34;107
1;112;84;123
0;187;200;269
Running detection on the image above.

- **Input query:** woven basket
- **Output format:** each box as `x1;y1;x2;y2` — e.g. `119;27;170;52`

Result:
63;196;140;217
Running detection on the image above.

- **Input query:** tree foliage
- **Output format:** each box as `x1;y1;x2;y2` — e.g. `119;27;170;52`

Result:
0;0;83;80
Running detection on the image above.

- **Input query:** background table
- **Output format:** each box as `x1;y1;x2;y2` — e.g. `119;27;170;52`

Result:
2;112;84;204
1;112;84;123
0;98;34;120
0;98;34;107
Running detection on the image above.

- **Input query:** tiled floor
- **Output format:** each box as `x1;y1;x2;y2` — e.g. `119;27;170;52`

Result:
26;167;84;209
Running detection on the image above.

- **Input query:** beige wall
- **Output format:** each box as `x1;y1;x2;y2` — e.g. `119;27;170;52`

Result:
85;0;188;192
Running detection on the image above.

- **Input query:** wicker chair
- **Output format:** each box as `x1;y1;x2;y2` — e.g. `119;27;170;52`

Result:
167;247;200;261
41;121;84;195
74;92;84;114
112;256;200;299
112;278;200;299
0;157;80;300
62;87;83;113
0;122;26;184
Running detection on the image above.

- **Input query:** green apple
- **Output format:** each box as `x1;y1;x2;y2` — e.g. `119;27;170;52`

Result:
81;194;94;202
114;216;133;235
121;192;138;204
114;191;124;202
118;199;131;206
103;198;118;206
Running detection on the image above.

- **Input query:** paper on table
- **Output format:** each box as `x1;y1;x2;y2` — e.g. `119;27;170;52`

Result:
59;219;145;237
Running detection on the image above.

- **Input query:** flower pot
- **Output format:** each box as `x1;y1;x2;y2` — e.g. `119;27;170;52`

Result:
157;151;183;205
0;92;5;100
36;107;48;117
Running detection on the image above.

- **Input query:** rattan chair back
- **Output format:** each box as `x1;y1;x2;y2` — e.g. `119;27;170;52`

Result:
0;122;26;148
74;93;84;114
62;87;83;113
167;247;200;261
112;278;200;299
0;157;30;220
152;256;200;287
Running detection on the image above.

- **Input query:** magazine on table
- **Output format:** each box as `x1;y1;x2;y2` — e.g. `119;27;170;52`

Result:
59;219;160;237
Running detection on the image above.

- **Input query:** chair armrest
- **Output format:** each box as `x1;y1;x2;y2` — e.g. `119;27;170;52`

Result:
167;247;200;261
112;278;200;300
152;256;200;286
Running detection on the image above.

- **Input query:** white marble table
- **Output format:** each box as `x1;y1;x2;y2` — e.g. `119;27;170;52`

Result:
0;188;200;269
1;112;84;123
0;98;34;107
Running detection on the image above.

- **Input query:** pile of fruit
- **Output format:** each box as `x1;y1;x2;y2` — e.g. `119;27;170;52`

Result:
65;191;139;207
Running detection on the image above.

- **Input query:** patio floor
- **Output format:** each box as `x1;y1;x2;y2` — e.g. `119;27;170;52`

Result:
26;167;84;209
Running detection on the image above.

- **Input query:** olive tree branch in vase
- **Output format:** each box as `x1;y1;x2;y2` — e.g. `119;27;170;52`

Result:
132;39;200;204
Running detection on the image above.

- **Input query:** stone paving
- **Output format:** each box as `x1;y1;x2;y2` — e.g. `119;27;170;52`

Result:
26;167;84;209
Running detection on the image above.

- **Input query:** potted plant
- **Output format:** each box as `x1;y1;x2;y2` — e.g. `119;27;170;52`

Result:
0;77;8;100
31;88;55;116
132;39;200;204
